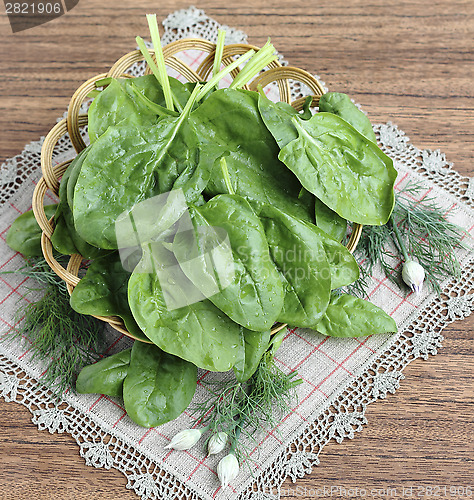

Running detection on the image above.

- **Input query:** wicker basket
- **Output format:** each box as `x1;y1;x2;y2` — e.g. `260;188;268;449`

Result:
32;38;363;342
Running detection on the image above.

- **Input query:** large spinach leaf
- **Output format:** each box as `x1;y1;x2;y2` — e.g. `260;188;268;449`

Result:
315;224;360;289
313;293;397;337
257;94;299;148
88;75;192;142
123;341;197;428
128;243;245;372
70;253;149;342
6;205;57;258
73;109;216;249
318;92;377;143
190;89;313;223
257;204;331;328
51;150;108;259
278;113;397;225
76;349;131;398
176;195;284;332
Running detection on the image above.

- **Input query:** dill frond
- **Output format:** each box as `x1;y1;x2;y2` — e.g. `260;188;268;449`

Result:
193;351;301;465
351;181;471;296
1;257;106;397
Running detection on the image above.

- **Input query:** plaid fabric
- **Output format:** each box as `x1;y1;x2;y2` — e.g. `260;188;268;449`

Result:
1;38;473;500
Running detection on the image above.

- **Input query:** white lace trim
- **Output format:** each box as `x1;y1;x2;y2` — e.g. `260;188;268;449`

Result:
0;7;473;500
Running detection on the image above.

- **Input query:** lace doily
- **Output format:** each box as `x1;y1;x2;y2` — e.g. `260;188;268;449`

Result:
0;7;473;500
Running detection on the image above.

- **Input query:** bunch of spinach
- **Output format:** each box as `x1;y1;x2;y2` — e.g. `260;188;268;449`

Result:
6;17;398;429
69;82;397;425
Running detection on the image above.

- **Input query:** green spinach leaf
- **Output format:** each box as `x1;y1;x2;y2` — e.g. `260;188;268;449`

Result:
313;293;397;337
233;329;271;382
179;194;284;331
190;89;313;223
123;341;197;428
257;94;299;148
278;113;397;225
314;195;347;242
52;150;108;259
6;205;57;258
258;204;331;328
73;111;213;249
70;253;149;342
318;92;377;143
76;349;131;398
128;243;245;372
88;75;192;142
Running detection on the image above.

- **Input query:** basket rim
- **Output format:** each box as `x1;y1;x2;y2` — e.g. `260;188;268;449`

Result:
34;37;363;343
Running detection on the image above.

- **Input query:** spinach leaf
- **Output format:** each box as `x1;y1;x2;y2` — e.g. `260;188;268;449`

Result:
70;253;149;342
257;94;299;148
178;194;284;332
318;92;377;143
88;75;192;142
67;147;89;211
123;341;197;428
314;195;347;242
190;89;313;223
76;349;131;398
316;225;360;289
257;204;331;328
73;111;213;249
278;113;397;225
128;243;245;372
51;149;108;259
6;205;57;258
313;293;397;337
233;329;271;382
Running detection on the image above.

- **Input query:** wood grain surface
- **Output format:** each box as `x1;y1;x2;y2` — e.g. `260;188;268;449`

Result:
0;1;472;499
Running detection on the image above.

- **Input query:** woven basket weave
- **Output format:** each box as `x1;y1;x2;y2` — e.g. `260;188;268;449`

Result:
32;39;363;342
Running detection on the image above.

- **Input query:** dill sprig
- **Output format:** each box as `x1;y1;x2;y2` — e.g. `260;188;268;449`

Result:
193;350;302;464
355;181;471;295
1;258;106;397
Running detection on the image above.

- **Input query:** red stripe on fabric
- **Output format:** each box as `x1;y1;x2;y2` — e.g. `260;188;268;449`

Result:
18;348;32;360
212;483;237;498
163;446;219;479
370;276;418;308
9;203;22;214
186;455;208;482
0;225;12;239
102;334;125;355
393;172;409;190
103;395;125;412
355;335;376;353
112;412;127;428
138;428;152;445
0;252;22;270
390;297;408;316
88;395;104;411
0;276;31;303
368;261;402;300
273;356;329;398
185;51;206;71
289;336;330;372
197;370;210;383
315;346;354;376
0;315;24;333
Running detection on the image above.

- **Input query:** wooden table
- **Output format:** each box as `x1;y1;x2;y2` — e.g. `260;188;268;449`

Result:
0;1;472;498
